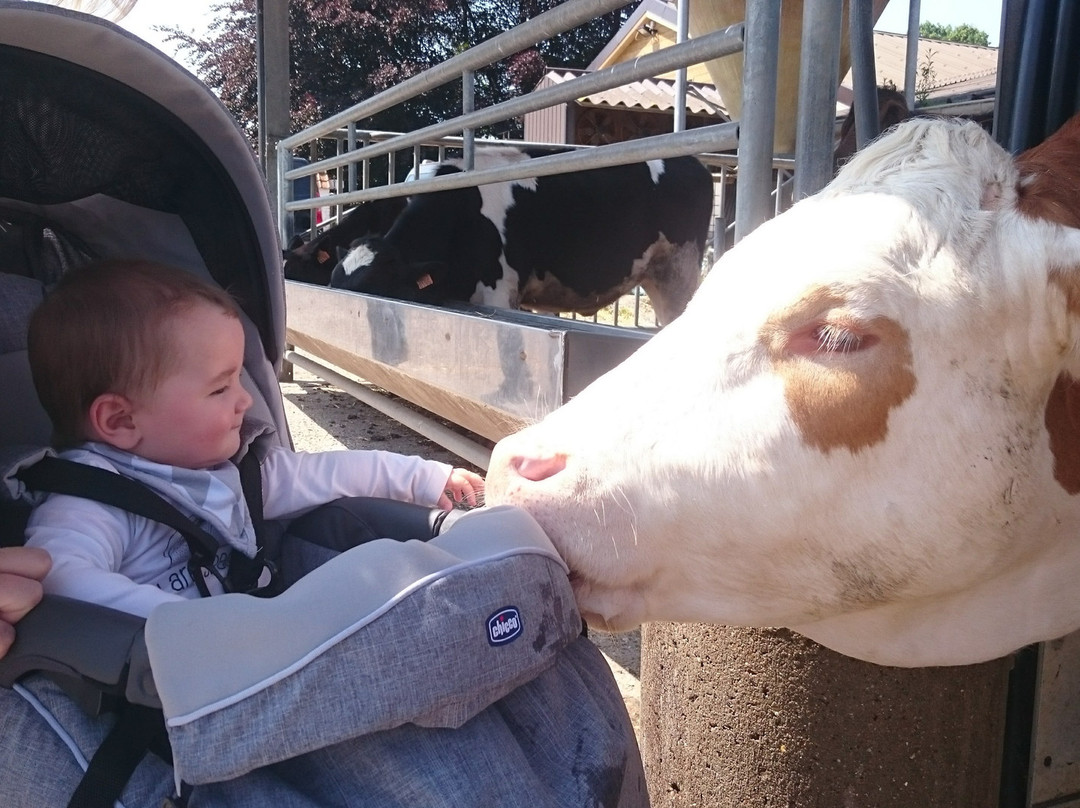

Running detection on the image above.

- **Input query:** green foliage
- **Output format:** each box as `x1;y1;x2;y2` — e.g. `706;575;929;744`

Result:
918;21;990;47
915;48;936;105
161;0;632;155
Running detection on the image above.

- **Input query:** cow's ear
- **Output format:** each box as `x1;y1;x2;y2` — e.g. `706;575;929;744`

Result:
412;260;449;284
1016;114;1080;229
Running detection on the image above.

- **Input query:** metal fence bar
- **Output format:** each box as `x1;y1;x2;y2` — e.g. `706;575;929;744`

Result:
361;131;371;189
673;0;690;133
794;0;844;200
284;136;785;216
347;123;357;192
904;0;921;109
284;123;738;211
462;70;475;170
287;129;588;209
282;27;743;183
735;0;781;241
275;144;291;244
849;0;880;148
278;0;633;149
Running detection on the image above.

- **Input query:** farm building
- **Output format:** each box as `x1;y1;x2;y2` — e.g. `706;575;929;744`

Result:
525;0;999;149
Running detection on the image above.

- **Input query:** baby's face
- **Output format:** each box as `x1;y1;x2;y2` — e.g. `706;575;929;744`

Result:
128;303;252;469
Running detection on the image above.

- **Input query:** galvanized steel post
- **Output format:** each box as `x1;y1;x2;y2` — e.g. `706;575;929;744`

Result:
904;0;921;111
673;0;690;133
734;0;781;242
849;0;880;149
794;0;844;200
462;70;475;171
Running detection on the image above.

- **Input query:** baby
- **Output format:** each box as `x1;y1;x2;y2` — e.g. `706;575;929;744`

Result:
24;259;484;617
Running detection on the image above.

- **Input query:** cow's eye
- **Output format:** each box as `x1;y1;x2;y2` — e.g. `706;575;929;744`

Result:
813;323;865;353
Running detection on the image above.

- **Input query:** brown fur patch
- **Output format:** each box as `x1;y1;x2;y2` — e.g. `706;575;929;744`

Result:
1016;114;1080;231
1049;266;1080;319
1045;372;1080;494
1018;117;1080;316
763;288;917;454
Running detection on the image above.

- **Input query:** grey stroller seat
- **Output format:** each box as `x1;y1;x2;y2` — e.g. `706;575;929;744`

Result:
0;272;51;448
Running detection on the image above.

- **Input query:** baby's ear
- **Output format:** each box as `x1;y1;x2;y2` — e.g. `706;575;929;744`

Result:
86;392;139;449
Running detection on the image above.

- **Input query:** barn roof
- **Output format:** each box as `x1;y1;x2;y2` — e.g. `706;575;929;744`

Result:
579;1;998;114
537;69;727;118
586;0;713;85
839;31;998;110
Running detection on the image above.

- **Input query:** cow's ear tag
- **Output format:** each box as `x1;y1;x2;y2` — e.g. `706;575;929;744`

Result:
317;249;330;264
417;274;434;289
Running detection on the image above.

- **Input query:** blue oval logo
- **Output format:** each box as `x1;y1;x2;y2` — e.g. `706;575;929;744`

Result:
487;607;523;645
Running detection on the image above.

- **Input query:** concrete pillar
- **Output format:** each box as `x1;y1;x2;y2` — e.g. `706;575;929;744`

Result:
641;623;1014;807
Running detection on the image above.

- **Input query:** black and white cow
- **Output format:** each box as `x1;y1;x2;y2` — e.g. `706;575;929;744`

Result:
329;148;714;326
283;197;407;286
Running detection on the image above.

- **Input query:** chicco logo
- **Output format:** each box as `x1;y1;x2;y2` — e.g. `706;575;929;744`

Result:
487;607;523;646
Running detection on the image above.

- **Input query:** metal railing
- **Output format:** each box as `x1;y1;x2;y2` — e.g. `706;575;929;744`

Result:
275;0;919;453
275;0;918;336
276;0;756;333
276;0;745;241
278;0;928;246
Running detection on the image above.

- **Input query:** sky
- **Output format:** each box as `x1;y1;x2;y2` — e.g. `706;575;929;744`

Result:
875;0;1004;46
114;0;213;69
114;0;1006;71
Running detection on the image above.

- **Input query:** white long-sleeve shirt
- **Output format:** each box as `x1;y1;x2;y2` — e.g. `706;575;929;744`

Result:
25;445;452;617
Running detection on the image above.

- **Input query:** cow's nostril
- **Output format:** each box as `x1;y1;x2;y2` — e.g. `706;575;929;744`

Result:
514;454;567;482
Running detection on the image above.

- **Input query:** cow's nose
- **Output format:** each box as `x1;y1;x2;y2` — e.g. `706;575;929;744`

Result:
511;453;567;482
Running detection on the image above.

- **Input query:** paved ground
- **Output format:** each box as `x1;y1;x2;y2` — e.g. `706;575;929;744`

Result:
280;365;642;734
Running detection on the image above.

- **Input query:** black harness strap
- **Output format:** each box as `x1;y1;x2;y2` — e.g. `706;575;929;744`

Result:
226;450;279;597
17;454;276;596
66;702;170;808
18;456;222;589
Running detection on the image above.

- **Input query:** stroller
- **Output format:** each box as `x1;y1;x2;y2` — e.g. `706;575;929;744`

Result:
0;3;646;806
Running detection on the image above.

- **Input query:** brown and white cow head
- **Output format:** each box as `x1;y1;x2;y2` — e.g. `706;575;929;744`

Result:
486;114;1080;667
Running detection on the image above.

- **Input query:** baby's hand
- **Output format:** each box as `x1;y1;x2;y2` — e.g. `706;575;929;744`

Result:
438;467;485;510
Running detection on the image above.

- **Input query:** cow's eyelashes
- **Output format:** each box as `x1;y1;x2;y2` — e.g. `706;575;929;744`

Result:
764;310;879;358
813;323;865;353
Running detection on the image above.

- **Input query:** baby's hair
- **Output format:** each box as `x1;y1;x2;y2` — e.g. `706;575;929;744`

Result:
28;259;241;446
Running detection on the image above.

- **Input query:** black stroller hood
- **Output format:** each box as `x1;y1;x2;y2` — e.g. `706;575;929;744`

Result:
0;0;288;437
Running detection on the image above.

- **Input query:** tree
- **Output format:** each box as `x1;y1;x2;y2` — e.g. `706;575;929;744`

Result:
164;0;632;156
919;21;990;47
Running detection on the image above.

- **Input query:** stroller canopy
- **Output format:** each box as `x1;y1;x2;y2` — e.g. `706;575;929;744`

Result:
0;0;288;436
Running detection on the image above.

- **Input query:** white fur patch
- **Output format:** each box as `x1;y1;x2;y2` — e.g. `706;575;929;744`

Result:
442;149;535;239
340;243;376;276
475;265;519;308
647;159;666;184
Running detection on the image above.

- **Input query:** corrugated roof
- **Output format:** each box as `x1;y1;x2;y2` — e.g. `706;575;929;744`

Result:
538;68;728;117
840;32;998;108
542;27;996;120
